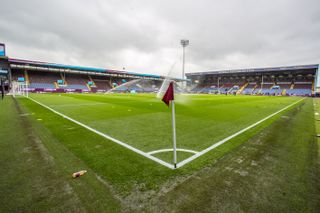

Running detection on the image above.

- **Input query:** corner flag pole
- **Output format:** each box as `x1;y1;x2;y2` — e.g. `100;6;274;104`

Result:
161;81;177;168
171;99;177;168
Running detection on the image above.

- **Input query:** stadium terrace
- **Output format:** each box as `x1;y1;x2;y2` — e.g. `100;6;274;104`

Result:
187;64;319;96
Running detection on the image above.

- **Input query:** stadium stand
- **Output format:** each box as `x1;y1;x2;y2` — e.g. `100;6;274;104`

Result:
6;55;319;97
8;58;163;93
187;65;317;97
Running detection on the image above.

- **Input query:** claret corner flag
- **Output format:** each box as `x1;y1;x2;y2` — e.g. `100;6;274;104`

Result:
161;81;177;168
162;81;174;106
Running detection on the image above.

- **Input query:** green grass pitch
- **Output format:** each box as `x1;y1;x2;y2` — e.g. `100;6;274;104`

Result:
1;93;319;212
24;93;301;164
13;93;302;189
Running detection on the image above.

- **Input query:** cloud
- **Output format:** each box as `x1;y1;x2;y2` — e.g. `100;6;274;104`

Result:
1;0;320;76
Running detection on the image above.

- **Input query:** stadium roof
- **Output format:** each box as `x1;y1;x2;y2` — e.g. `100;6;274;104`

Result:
186;64;319;76
9;58;162;79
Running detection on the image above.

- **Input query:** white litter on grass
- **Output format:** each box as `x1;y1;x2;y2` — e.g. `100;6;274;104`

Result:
37;118;42;121
281;115;290;119
235;158;243;164
224;180;232;186
251;160;258;166
235;169;249;176
315;112;319;115
20;113;30;116
225;167;233;171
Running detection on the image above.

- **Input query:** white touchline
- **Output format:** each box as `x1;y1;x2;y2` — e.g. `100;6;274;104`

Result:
176;98;306;168
26;96;305;170
27;97;175;169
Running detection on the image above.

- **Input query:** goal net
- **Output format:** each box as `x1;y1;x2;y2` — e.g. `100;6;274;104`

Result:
11;81;29;98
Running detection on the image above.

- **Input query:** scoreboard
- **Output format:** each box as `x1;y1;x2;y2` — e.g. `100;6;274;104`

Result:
0;43;5;57
0;43;9;78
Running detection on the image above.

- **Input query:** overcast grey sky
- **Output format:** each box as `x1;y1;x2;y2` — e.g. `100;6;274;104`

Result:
1;0;320;76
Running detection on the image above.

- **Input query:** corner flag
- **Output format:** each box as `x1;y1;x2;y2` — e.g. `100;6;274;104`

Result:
162;82;174;106
161;81;177;168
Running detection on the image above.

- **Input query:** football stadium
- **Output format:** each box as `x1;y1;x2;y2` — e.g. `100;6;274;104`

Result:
1;1;320;212
1;41;320;211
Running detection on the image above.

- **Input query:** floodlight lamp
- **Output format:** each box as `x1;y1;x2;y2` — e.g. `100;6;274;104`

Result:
180;39;189;47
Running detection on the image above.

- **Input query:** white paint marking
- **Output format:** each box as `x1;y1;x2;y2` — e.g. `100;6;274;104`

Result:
148;148;199;155
27;96;305;170
176;98;306;168
20;113;30;116
28;97;175;169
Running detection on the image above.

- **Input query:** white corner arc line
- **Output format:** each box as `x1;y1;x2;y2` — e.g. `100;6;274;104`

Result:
176;98;306;168
148;148;199;155
27;97;175;169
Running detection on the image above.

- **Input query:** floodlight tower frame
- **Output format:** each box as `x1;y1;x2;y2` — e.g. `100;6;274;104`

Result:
180;39;189;80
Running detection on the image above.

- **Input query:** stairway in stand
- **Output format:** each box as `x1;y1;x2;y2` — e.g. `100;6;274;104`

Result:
237;82;248;94
60;73;67;85
24;70;30;85
282;89;286;96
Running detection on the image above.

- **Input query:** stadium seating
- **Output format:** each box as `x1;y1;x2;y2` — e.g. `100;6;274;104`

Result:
286;89;312;96
29;71;60;84
64;74;89;91
29;83;55;89
64;84;88;90
191;75;313;97
90;76;112;92
241;83;256;95
285;82;312;96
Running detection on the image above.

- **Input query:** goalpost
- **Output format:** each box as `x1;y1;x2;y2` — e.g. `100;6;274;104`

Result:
11;81;29;98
